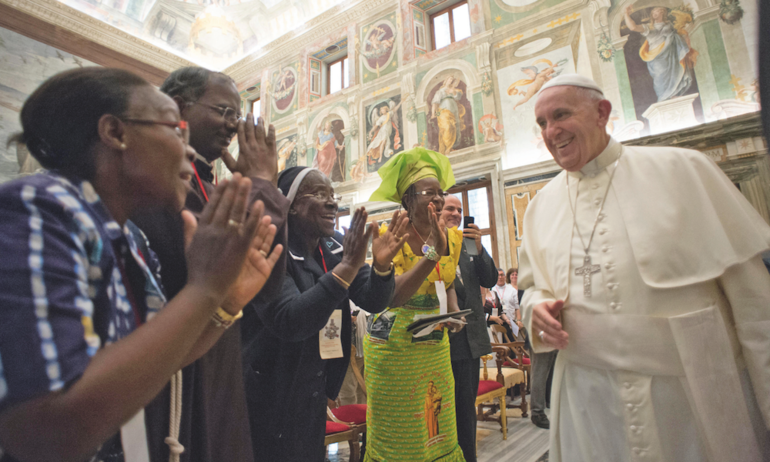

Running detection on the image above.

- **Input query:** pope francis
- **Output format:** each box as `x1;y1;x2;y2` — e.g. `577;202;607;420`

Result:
519;74;770;462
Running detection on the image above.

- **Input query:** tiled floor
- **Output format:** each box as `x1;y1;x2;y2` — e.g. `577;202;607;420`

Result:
328;395;550;462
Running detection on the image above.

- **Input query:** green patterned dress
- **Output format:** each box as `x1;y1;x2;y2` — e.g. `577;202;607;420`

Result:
363;226;465;462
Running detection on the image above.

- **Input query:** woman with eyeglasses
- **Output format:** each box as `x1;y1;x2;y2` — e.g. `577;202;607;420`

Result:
0;68;282;462
363;147;466;462
244;166;409;461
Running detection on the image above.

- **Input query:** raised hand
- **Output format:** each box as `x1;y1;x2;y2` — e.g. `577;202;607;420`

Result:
531;299;568;349
427;203;448;257
340;207;370;271
370;210;409;272
462;223;483;252
184;174;275;305
221;114;278;185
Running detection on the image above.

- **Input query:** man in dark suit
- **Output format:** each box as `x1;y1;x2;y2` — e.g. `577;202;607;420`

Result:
441;195;498;462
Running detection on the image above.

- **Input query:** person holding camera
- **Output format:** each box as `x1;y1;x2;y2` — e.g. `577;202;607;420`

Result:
441;194;498;462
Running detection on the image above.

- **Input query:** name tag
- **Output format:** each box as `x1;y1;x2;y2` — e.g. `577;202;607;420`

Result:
121;409;150;462
435;281;447;315
319;309;344;359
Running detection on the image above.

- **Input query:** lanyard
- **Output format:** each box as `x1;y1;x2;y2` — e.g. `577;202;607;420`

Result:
191;162;210;203
318;244;328;273
113;243;143;327
435;263;442;282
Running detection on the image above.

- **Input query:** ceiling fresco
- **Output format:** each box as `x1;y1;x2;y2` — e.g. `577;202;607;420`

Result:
57;0;346;70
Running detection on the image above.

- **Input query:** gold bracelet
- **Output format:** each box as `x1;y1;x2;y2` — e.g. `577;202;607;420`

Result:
331;271;351;289
211;307;243;329
373;262;394;277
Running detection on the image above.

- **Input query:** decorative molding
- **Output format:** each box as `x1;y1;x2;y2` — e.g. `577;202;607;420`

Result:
226;0;395;84
0;0;196;72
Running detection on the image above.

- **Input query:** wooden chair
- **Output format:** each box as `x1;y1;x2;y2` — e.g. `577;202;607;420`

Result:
327;344;366;459
324;421;360;462
490;324;531;395
475;351;510;440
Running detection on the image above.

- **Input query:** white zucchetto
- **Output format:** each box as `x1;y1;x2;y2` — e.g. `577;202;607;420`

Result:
539;74;604;95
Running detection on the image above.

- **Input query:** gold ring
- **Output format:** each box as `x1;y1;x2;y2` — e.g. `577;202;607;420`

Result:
259;250;268;258
227;219;242;228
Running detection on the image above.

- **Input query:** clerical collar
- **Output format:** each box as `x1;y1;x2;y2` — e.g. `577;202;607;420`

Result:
193;157;214;184
569;137;622;178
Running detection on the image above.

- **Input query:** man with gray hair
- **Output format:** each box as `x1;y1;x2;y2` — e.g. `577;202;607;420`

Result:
519;74;770;461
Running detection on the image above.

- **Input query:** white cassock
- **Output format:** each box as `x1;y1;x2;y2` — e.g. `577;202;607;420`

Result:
520;137;770;462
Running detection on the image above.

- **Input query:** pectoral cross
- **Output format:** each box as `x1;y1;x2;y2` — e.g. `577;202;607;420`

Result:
575;255;601;297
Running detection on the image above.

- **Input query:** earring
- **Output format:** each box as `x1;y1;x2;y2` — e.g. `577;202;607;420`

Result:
120;143;127;150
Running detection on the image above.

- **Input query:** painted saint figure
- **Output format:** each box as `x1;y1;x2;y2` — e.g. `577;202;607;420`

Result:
313;120;344;179
623;5;698;102
366;100;403;165
277;137;298;172
431;76;466;155
425;381;442;439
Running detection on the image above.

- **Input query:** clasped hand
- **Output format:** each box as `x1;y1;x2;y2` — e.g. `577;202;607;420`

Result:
183;173;283;314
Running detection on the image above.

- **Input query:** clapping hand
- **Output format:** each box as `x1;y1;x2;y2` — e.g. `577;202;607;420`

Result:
370;210;410;272
427;203;448;257
222;114;278;185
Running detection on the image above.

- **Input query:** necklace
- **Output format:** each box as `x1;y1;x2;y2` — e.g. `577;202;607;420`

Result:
566;148;622;297
411;223;433;255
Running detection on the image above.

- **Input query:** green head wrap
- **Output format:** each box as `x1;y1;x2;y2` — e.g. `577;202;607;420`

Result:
368;147;456;203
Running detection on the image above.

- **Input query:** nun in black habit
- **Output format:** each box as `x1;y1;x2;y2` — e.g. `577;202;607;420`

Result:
242;166;410;461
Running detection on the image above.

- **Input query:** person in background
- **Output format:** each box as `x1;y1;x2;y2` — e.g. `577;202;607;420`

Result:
364;147;465;462
484;287;515;341
245;167;407;461
131;66;289;462
521;74;770;460
505;268;524;333
0;67;281;462
441;194;498;462
338;301;368;406
491;268;517;332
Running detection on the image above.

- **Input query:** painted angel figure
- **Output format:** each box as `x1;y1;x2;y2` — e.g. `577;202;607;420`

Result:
366;100;403;165
506;58;568;110
276;138;298;172
363;26;396;60
624;5;698;102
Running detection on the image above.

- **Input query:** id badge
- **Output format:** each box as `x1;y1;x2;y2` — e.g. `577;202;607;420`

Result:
319;309;344;359
121;409;150;462
435;280;447;315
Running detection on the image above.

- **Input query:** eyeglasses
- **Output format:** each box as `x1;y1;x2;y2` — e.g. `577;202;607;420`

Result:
193;102;242;124
300;192;343;202
121;119;189;144
415;189;449;199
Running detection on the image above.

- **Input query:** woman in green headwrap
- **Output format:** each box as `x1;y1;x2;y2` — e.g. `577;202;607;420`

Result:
364;147;466;462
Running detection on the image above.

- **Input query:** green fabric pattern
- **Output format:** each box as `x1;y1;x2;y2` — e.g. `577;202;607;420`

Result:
363;227;466;462
368;147;456;203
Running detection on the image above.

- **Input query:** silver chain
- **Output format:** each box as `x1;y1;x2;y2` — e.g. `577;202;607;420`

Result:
566;148;623;255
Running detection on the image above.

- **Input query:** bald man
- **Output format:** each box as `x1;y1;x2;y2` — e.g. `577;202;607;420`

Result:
519;75;770;462
441;194;499;462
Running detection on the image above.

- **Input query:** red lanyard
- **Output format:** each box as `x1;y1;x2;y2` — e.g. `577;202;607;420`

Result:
435;263;442;282
318;245;328;273
191;162;210;203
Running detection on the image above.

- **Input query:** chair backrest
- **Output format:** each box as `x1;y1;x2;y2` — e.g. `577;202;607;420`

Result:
490;324;511;343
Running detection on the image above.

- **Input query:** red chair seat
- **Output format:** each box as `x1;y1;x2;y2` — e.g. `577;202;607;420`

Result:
504;357;531;367
477;380;504;395
326;421;351;434
331;404;367;425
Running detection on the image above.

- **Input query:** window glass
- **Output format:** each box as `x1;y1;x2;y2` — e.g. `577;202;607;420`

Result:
252;99;261;118
329;61;342;94
481;234;493;257
453;3;471;42
336;214;351;232
467;187;490;229
433;12;451;50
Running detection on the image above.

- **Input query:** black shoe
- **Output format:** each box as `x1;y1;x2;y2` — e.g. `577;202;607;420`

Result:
532;413;550;429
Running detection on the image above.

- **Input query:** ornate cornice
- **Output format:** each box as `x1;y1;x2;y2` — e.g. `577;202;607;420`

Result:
225;0;395;83
625;113;764;150
0;0;196;72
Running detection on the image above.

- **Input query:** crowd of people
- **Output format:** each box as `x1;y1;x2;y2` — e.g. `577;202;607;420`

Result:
0;65;768;462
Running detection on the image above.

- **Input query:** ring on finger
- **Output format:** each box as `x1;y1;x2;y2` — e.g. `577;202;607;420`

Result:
538;330;545;340
227;219;242;229
259;250;268;258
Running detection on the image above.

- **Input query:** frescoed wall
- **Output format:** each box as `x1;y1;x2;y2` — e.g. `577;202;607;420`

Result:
360;14;399;84
364;94;405;172
0;26;99;184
